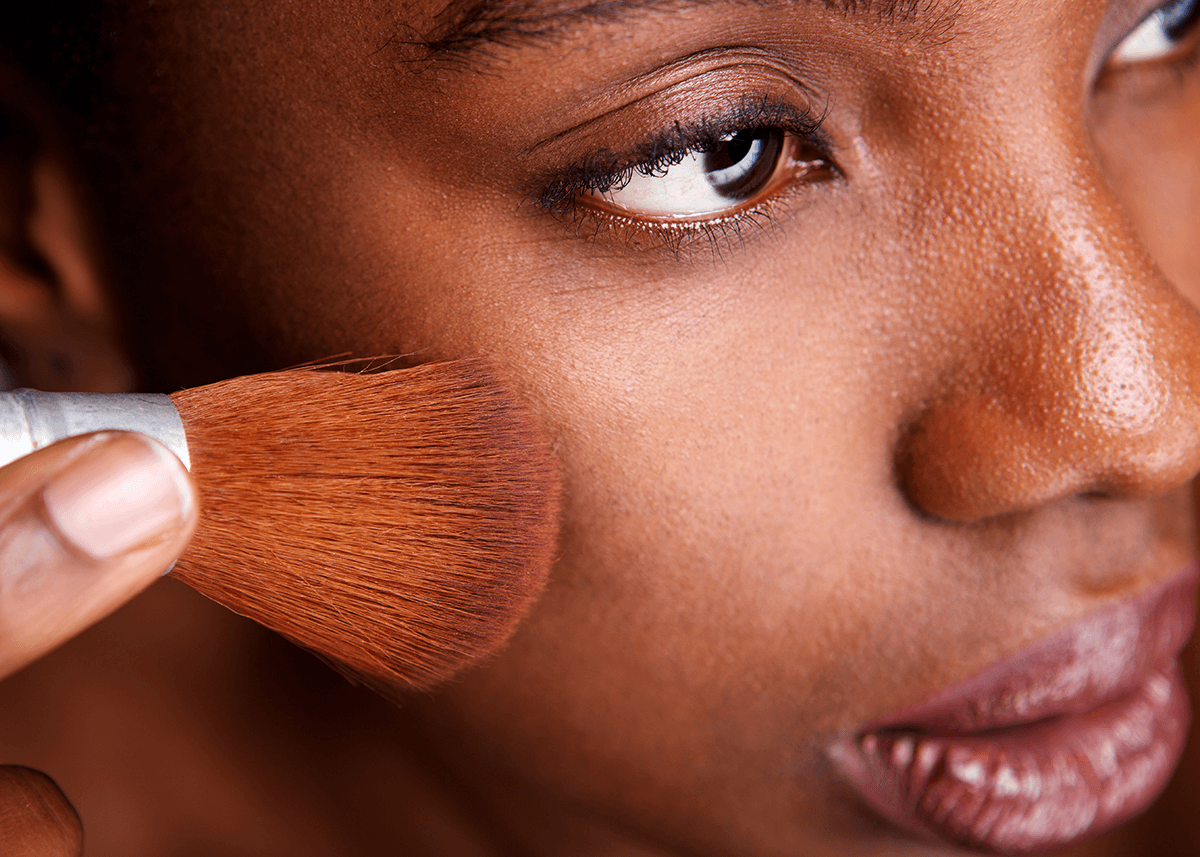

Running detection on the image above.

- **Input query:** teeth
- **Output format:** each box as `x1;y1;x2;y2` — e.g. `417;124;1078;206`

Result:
909;739;945;801
890;735;915;769
937;745;997;840
973;750;1039;849
946;746;991;790
844;667;1192;855
991;754;1023;798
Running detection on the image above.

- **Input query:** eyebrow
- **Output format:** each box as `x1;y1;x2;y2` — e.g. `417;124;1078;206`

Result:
417;0;948;62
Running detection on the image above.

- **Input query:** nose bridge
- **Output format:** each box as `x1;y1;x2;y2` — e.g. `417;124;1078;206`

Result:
899;135;1200;522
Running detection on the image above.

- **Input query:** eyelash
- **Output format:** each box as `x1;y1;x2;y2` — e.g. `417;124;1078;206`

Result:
534;0;1200;258
534;96;836;256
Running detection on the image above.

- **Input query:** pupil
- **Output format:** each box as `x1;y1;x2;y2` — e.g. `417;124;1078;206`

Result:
706;132;757;172
703;130;783;200
724;134;754;167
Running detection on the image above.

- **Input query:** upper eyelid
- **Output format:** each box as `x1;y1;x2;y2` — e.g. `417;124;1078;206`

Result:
607;100;830;169
520;52;835;208
533;98;831;211
524;48;825;156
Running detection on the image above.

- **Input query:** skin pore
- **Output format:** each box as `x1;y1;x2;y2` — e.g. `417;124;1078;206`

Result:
2;0;1200;854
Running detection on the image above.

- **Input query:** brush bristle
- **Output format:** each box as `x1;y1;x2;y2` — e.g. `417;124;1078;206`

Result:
168;359;561;693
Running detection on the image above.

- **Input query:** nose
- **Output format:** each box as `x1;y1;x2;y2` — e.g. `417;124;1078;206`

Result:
897;152;1200;523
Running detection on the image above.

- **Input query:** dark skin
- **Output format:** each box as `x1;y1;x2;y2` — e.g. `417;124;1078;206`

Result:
2;0;1200;853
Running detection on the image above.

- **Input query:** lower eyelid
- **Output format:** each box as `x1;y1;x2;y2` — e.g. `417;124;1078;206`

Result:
554;161;839;261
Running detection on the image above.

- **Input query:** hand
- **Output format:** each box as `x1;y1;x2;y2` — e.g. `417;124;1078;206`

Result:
0;431;196;855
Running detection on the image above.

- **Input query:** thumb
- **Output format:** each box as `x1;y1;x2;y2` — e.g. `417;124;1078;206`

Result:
0;766;82;857
0;431;197;679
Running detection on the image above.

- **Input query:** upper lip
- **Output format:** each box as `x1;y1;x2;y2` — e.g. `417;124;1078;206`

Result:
862;562;1200;736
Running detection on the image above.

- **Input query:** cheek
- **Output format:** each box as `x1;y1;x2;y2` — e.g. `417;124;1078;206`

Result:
1091;71;1200;306
374;200;1006;845
365;211;917;824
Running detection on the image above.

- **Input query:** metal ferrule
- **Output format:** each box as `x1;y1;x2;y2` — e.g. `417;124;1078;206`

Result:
0;390;190;471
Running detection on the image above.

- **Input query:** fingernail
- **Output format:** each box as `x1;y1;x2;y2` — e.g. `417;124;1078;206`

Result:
41;434;192;560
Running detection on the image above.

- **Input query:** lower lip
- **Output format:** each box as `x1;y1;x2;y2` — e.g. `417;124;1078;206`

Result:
835;663;1189;853
831;567;1198;855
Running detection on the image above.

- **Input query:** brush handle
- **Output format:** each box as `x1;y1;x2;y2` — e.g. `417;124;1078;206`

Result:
0;391;190;471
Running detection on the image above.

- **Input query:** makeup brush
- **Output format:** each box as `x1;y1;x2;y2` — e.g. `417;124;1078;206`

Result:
0;359;561;694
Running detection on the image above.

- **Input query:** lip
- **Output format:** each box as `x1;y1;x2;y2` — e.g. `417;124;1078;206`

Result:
831;562;1199;855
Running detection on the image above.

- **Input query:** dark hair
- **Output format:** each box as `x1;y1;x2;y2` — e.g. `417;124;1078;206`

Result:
1;5;108;127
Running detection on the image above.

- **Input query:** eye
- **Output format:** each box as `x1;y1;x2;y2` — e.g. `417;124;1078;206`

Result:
1109;0;1200;65
584;129;824;221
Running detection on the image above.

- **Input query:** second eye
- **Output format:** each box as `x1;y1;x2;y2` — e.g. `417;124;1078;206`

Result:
584;129;823;220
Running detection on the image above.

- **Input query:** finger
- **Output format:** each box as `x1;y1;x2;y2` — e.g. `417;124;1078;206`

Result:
0;766;82;857
0;431;197;679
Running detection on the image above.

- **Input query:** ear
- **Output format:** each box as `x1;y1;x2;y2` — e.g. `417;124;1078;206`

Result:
0;69;134;393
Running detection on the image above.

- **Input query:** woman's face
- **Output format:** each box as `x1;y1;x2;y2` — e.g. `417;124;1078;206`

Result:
89;0;1200;853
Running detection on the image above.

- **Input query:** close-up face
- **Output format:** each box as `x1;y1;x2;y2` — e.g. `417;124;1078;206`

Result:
12;0;1200;854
